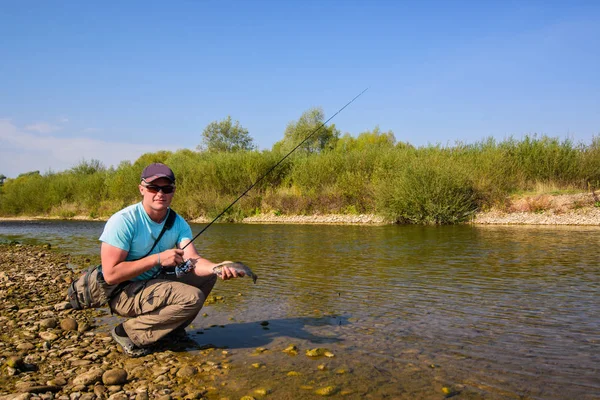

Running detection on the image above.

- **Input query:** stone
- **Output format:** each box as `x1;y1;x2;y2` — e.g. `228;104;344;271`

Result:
60;318;78;331
6;355;25;369
93;385;108;398
47;377;67;386
102;368;128;385
16;342;35;351
73;368;104;386
54;302;72;311
176;365;197;378
77;322;91;332
39;318;58;329
39;331;59;341
315;386;339;396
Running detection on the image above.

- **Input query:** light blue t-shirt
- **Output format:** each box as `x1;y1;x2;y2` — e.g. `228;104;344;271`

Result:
99;202;193;281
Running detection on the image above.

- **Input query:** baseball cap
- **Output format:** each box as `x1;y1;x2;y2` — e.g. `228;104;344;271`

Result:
141;163;176;183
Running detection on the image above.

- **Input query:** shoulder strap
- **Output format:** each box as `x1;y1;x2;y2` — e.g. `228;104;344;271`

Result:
141;209;178;258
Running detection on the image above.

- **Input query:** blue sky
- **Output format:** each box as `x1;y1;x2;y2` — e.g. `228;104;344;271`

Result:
1;1;598;178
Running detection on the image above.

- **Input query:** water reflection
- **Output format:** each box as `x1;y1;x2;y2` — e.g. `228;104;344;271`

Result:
1;220;599;399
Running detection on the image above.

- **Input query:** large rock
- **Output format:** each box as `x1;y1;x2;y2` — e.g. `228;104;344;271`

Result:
73;368;104;386
102;368;128;385
60;318;78;331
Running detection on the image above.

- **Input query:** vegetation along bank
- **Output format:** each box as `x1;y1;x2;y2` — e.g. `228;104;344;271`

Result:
1;110;599;225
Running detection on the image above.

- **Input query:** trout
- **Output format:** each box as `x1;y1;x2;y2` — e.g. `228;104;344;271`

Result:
212;261;258;284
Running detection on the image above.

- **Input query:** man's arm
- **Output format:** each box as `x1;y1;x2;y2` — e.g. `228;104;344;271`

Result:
101;242;184;285
179;239;243;280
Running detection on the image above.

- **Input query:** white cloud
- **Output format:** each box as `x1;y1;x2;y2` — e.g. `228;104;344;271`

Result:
25;122;62;134
0;119;177;178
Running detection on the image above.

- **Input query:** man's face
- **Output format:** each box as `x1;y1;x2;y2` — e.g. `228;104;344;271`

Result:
139;177;175;212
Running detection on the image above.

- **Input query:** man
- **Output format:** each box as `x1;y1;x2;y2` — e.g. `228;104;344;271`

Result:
100;162;243;357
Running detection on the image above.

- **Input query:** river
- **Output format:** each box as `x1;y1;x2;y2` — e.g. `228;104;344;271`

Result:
0;220;598;399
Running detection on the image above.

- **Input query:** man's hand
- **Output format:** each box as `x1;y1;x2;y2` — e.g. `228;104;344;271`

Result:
218;264;245;280
158;249;185;267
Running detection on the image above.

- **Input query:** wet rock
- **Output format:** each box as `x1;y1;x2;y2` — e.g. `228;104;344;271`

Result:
183;390;205;400
315;386;339;396
176;365;197;378
102;368;128;385
282;344;298;355
305;348;332;357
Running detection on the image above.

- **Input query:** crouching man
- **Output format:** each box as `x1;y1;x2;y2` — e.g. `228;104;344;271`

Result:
100;163;243;357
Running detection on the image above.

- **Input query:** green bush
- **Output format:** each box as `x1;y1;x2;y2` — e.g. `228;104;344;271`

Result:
0;134;597;224
375;153;479;224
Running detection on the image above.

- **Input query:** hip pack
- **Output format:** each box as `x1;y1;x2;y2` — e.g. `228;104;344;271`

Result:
67;209;177;310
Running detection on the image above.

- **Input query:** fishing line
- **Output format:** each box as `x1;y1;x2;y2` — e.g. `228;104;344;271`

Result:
181;87;369;250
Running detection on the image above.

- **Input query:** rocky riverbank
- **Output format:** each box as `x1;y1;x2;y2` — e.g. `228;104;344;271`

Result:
2;192;600;226
0;244;254;400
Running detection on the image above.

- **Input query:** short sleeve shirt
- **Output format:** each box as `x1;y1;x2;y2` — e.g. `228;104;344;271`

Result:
99;203;193;281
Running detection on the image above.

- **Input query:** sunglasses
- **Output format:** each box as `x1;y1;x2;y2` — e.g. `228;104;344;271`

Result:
143;184;175;194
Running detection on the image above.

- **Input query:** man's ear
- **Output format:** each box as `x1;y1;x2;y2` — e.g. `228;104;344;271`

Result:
139;185;144;196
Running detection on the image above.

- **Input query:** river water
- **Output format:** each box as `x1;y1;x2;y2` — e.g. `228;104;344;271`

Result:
0;220;598;399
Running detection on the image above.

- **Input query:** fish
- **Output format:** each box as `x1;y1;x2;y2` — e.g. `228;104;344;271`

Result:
212;261;258;284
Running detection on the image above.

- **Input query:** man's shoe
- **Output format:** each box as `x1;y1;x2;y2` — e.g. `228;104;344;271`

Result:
111;324;149;357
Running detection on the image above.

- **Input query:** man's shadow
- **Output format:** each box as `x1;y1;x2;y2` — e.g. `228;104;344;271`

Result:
179;315;349;351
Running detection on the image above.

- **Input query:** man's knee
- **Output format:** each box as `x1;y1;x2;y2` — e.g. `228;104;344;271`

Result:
180;286;205;314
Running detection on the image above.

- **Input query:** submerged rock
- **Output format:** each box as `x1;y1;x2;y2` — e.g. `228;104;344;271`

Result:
315;386;339;396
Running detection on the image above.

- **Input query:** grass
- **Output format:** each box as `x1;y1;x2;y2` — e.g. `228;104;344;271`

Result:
1;134;599;224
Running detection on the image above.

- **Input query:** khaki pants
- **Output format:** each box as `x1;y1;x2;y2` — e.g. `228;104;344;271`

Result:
109;272;217;347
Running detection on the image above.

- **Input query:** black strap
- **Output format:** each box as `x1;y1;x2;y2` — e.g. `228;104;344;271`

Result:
108;209;178;303
141;209;177;258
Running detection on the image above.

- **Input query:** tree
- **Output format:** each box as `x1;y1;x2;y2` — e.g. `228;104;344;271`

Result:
272;107;340;154
335;126;397;152
198;116;255;153
0;174;6;186
70;159;106;175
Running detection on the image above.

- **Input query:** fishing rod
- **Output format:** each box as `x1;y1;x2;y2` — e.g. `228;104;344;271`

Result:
181;87;369;251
